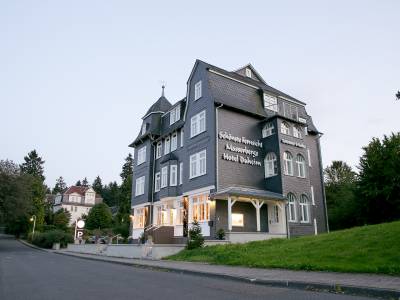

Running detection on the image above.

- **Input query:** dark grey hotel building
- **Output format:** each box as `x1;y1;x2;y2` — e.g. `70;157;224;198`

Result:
129;60;328;243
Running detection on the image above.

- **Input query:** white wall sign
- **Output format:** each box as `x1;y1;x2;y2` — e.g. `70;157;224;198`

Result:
281;139;306;149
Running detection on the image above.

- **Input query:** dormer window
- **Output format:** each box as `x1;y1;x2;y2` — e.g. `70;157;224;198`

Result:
245;68;252;78
141;123;147;135
169;104;181;125
264;94;278;113
194;81;202;100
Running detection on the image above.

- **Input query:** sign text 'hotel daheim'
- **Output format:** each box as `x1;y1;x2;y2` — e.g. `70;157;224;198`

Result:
218;131;263;167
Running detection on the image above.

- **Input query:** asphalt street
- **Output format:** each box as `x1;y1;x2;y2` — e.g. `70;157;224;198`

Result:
0;235;373;300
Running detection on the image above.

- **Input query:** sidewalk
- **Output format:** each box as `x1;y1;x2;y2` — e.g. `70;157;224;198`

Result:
55;250;400;299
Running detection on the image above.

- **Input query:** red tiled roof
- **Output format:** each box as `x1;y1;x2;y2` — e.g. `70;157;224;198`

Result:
64;186;90;196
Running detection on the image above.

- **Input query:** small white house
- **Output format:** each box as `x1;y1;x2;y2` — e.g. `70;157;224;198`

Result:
53;186;102;225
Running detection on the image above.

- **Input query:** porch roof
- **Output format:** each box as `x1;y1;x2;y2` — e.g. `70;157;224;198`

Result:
210;186;286;201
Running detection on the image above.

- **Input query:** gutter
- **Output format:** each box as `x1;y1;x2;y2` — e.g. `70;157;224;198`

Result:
215;103;223;191
316;133;329;233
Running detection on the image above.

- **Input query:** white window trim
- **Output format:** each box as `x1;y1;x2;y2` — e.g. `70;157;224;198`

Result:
171;133;178;152
311;186;315;205
179;162;183;185
156;142;162;159
170;165;177;186
169;105;181;125
161;166;168;188
307;149;312;167
262;123;274;138
194;81;202;100
164;136;170;155
280;122;290;135
287;193;297;222
296;154;306;178
180;130;184;147
264;93;278;113
137;146;146;165
189;149;207;179
264;152;277;178
135;176;145;196
283;152;294;176
190;110;206;138
245;68;252;78
154;172;161;192
300;195;310;223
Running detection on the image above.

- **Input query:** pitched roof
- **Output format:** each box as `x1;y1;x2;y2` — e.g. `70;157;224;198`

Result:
143;96;172;119
210;185;286;201
64;186;90;196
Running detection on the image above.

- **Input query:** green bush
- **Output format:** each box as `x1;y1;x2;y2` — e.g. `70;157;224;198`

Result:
30;230;73;248
216;228;225;240
187;220;204;250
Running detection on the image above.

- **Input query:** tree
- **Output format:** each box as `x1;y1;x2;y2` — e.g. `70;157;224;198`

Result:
52;176;67;194
53;208;71;230
357;133;400;225
102;181;120;207
85;203;112;230
75;180;82;186
324;161;358;230
396;91;400;101
120;153;133;181
92;176;103;195
82;177;89;186
20;150;45;181
187;220;204;250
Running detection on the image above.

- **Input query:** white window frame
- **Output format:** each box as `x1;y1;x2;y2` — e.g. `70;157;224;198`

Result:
262;122;274;138
311;186;315;205
264;152;278;178
287;193;297;222
170;164;177;186
180;129;184;147
281;121;290;135
296;154;306;178
133;207;145;228
135;176;145;196
264;94;278;112
161;166;168;188
191;194;210;222
194;81;202;100
283;151;293;176
271;205;280;224
156;142;162;159
300;195;310;223
169;105;181;125
307;149;312;167
164;136;170;155
141;123;146;135
154;172;161;192
189;149;206;179
179;162;183;185
171;132;178;151
245;68;252;78
190;110;206;138
137;146;146;165
293;126;302;139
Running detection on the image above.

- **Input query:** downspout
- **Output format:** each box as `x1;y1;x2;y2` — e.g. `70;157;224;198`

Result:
285;202;290;239
215;103;223;191
316;133;330;233
150;136;156;226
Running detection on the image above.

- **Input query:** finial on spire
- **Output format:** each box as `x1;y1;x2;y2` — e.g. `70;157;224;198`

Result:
161;84;165;97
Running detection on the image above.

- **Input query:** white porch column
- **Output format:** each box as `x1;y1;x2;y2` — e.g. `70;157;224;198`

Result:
251;199;265;232
227;196;237;231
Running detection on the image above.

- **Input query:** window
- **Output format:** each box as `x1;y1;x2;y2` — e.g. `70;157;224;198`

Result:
180;130;184;147
232;213;244;226
135;176;145;196
155;205;165;225
192;194;210;222
137;146;146;165
190;150;206;179
307;149;312;167
164;136;170;155
161;166;168;188
271;205;280;223
170;165;177;186
293;126;302;139
190;110;206;137
141;123;146;135
245;68;252;78
194;81;202;100
169;105;181;125
156;142;162;159
262;122;274;138
296;154;306;178
134;208;145;228
288;193;297;222
154;172;161;192
264;94;278;112
283;151;293;175
300;195;310;223
282;102;299;121
179;162;183;185
176;200;184;225
281;122;290;135
264;152;278;178
171;133;177;151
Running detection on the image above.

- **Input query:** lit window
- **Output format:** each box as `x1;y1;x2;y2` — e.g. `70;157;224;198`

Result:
245;68;252;78
171;133;178;151
161;166;168;188
300;195;310;223
264;152;278;178
232;213;244;226
176;200;184;225
194;81;202;100
169;105;181;125
264;94;278;112
190;110;206;137
287;193;297;222
135;176;145;196
170;165;177;186
283;151;293;176
154;172;161;192
179;162;183;185
156;142;162;159
190;150;206;179
164;136;170;155
262;122;274;138
191;194;210;222
137;147;146;165
134;208;145;228
296;154;306;178
281;122;290;135
293;126;302;139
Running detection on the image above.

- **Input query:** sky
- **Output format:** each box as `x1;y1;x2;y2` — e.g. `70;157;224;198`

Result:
1;1;399;188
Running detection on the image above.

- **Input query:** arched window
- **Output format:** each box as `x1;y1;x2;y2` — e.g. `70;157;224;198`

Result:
281;122;290;135
299;195;310;223
293;126;302;138
283;151;293;175
264;152;278;178
287;193;297;222
296;154;306;178
262;122;275;138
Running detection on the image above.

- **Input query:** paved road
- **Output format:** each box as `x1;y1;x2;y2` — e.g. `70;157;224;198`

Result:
0;236;373;300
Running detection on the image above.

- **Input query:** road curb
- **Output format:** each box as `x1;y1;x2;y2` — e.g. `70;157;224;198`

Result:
17;239;52;253
54;251;400;300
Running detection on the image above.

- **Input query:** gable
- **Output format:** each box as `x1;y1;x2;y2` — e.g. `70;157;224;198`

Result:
233;64;266;84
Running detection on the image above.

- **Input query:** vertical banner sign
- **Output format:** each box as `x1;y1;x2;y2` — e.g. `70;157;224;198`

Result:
74;219;85;240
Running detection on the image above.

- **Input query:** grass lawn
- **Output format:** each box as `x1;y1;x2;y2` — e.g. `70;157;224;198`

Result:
167;221;400;275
